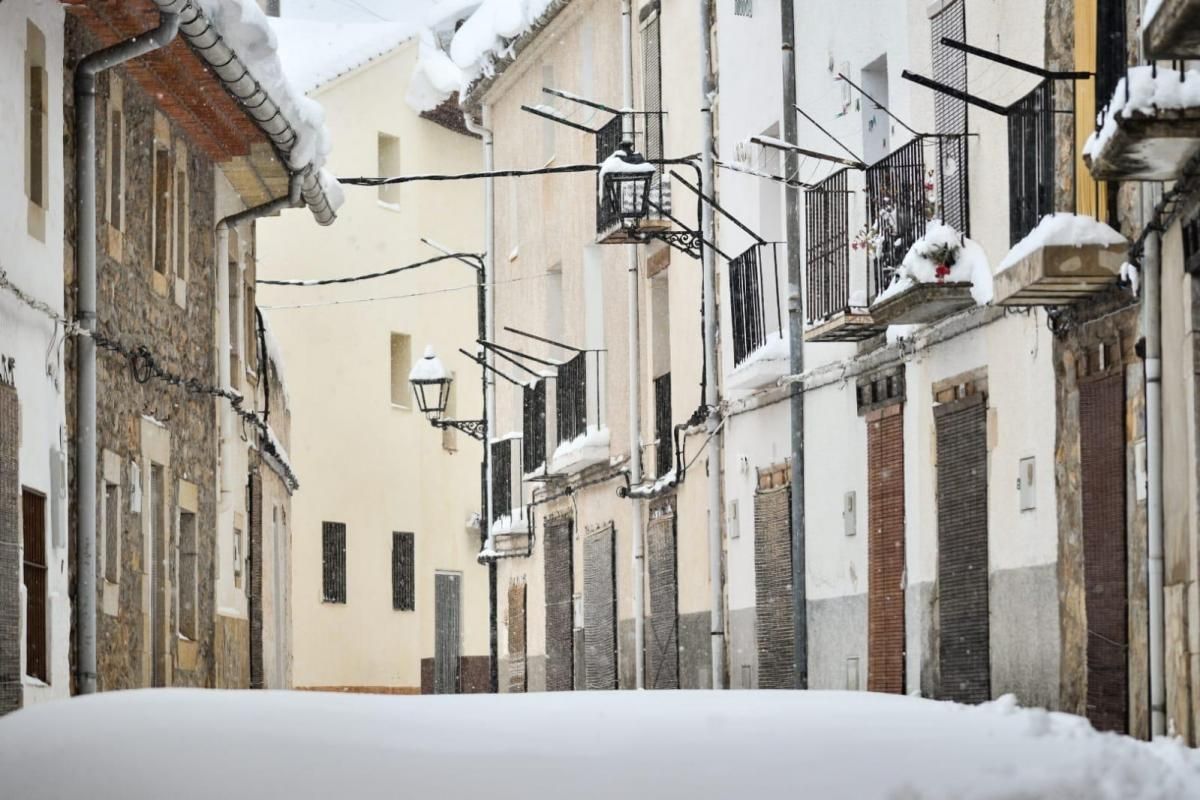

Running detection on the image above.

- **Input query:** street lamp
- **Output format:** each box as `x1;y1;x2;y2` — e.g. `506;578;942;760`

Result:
409;346;452;421
600;142;656;230
409;345;486;440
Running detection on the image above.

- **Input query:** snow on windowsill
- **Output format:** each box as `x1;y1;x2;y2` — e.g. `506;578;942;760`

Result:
997;213;1128;273
550;425;610;474
873;221;993;308
490;507;529;537
489;431;523;446
626;468;677;499
1083;65;1200;166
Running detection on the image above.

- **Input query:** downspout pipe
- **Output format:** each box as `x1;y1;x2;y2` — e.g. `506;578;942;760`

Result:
621;0;648;691
463;108;498;694
1141;184;1165;737
780;0;808;689
74;10;181;696
700;0;725;690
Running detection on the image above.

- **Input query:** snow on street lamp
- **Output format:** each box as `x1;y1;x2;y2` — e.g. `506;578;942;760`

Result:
409;345;486;440
600;142;657;229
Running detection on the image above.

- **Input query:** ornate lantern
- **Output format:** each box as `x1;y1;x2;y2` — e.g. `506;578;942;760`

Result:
408;346;452;421
600;142;655;229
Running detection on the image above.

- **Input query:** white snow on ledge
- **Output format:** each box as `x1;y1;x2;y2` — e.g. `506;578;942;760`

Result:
874;221;993;307
627;468;677;499
726;331;789;392
490;507;529;537
1083;65;1200;163
998;213;1127;273
550;425;610;474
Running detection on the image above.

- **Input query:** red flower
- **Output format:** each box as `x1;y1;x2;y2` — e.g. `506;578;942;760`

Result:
935;263;951;281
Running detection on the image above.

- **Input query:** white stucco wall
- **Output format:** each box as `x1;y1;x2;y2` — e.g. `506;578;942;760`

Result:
0;0;70;705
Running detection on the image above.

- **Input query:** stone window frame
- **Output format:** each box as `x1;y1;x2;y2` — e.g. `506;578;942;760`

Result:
176;479;199;642
390;332;412;410
150;113;173;297
377;132;401;209
139;416;172;687
104;75;126;262
25;18;48;242
173;142;189;309
98;449;122;617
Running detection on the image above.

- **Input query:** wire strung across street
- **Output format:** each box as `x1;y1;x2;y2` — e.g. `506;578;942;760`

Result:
259;270;558;310
257;252;483;287
0;265;299;490
336;156;700;187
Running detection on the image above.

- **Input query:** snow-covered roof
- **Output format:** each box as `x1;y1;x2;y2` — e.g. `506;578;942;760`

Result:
270;18;423;95
151;0;344;224
3;689;1199;798
408;0;565;112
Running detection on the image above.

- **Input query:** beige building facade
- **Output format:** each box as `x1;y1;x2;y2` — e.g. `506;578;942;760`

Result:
258;26;489;693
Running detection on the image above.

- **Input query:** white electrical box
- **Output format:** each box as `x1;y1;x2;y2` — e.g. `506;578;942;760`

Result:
1018;457;1036;511
843;491;856;537
729;500;739;539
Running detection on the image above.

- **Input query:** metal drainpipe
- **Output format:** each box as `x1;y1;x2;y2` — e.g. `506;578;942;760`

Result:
216;177;303;690
700;0;726;690
463;108;498;694
780;0;807;689
621;0;647;691
1141;183;1165;737
74;10;181;696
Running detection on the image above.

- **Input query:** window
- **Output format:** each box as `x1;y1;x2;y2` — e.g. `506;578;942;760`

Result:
22;489;48;682
860;54;890;164
930;0;969;232
101;457;121;586
178;509;198;640
491;439;513;522
378;133;401;207
229;229;242;380
322;522;347;604
641;15;662;164
233;524;244;590
25;21;48;239
106;78;125;233
1008;81;1056;245
245;268;258;377
654;373;672;478
153;145;172;278
174;148;189;283
392;532;415;611
390;333;412;407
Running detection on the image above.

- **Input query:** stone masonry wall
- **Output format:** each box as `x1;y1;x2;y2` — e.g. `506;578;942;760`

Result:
65;18;221;691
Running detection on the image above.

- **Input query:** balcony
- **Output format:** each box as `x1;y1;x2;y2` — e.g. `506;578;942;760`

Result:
1084;65;1200;182
803;169;883;342
728;243;791;388
550;352;609;474
596;112;672;244
863;135;979;327
1143;0;1200;60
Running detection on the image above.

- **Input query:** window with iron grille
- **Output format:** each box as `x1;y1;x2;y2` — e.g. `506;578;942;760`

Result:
392;532;414;611
22;489;47;682
321;522;346;604
1184;209;1200;275
729;244;768;366
1008;80;1056;246
930;0;969;234
491;439;512;523
654;373;672;478
556;353;588;444
734;0;753;17
523;381;547;474
1095;0;1127;120
806;168;851;321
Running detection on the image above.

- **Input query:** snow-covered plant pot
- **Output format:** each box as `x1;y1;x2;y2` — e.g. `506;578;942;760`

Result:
870;222;992;326
993;214;1128;306
1143;0;1200;61
1083;66;1200;181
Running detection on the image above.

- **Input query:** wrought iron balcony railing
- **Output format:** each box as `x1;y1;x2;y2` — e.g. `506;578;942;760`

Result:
1008;80;1057;246
522;380;547;475
491;438;513;523
556;352;589;445
729;242;784;367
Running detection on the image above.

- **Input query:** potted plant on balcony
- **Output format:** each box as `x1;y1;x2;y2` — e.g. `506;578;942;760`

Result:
870;222;992;326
